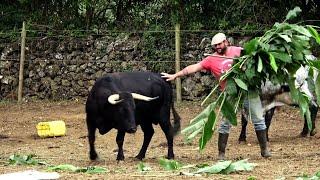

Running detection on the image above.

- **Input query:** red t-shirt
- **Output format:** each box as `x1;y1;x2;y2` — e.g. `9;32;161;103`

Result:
200;46;242;90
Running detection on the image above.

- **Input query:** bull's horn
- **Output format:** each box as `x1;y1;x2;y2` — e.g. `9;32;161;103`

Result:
131;93;158;101
108;94;122;104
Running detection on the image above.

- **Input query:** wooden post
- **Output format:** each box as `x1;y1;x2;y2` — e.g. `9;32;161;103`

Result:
175;23;182;103
18;21;26;103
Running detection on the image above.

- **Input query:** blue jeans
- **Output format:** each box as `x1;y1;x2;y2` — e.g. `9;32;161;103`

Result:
218;91;267;134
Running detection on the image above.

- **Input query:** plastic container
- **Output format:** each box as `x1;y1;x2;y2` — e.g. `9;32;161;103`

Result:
36;120;66;138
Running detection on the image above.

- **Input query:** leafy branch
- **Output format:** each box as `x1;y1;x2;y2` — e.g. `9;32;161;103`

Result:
182;6;320;150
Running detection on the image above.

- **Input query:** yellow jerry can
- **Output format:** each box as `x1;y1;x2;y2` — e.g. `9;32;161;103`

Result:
36;120;66;138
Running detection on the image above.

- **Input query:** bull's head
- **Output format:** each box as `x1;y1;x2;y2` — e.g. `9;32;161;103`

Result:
107;92;158;133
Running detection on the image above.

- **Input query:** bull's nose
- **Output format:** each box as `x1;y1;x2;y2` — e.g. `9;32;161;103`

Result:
127;127;137;134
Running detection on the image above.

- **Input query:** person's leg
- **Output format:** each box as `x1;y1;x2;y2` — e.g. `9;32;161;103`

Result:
248;91;271;158
217;119;231;160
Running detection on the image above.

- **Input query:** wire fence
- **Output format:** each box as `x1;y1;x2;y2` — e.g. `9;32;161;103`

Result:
0;23;264;101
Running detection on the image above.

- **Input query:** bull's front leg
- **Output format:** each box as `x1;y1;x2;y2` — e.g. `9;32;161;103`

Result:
87;123;98;160
136;123;154;160
116;131;126;161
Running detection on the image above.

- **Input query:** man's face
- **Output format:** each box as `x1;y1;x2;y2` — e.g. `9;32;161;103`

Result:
213;40;227;55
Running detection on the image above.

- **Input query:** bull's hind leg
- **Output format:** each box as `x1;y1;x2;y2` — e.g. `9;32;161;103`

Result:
158;106;175;159
159;120;174;159
116;131;126;161
264;107;276;141
309;103;318;136
135;123;154;160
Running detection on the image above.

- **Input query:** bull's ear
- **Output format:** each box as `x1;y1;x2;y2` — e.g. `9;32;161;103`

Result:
108;94;122;104
131;93;158;101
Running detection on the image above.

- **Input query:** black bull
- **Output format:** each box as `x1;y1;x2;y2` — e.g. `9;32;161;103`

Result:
239;86;319;142
85;72;181;161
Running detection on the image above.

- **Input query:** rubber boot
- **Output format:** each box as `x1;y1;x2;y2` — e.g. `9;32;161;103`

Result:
218;133;229;160
255;130;271;158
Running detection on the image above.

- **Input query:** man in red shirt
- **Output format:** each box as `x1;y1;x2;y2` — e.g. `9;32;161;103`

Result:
161;32;271;160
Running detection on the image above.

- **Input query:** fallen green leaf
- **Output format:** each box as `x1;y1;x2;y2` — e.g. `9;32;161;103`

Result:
158;158;182;171
8;154;46;166
195;160;232;174
222;159;257;174
47;164;107;174
137;162;152;172
193;159;256;175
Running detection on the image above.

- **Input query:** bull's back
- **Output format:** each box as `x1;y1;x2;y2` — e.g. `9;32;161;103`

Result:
109;72;169;96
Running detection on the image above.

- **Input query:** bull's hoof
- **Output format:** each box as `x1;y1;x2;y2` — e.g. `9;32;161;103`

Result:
90;151;98;161
218;152;226;160
166;155;175;160
117;155;125;161
135;154;145;160
310;129;317;136
238;139;246;144
299;131;308;137
166;154;174;159
261;150;271;158
238;135;246;143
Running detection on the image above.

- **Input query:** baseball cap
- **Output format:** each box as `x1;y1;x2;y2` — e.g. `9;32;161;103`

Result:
211;33;226;45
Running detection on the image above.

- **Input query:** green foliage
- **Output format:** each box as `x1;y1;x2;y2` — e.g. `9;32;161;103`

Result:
221;159;256;174
199;104;216;150
182;7;320;150
247;176;257;180
194;159;256;175
285;7;302;21
316;72;320;105
1;0;319;34
137;162;152;172
181;101;216;143
296;171;320;180
141;30;175;72
195;160;232;174
8;154;47;166
47;164;107;174
135;159;256;176
158;158;183;171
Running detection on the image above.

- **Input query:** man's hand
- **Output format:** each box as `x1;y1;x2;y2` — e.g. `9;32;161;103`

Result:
161;72;176;81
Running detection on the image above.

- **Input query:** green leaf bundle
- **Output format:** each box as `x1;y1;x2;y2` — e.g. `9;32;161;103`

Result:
181;6;320;150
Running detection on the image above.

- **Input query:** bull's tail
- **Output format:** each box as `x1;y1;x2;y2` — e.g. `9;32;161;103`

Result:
162;76;181;137
171;102;181;137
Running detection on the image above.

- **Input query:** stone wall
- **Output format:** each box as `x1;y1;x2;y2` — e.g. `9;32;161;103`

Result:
0;33;239;101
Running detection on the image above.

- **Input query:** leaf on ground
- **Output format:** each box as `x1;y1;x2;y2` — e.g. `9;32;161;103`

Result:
222;159;257;174
158;158;182;171
47;164;107;174
137;162;152;172
194;159;256;175
8;154;47;166
47;164;79;172
195;160;232;174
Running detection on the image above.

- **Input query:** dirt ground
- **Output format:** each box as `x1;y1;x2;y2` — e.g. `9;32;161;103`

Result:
0;100;319;180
